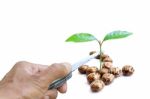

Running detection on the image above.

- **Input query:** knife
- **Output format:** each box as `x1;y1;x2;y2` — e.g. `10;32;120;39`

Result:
48;52;99;90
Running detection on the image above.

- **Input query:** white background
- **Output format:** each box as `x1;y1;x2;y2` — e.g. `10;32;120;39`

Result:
0;0;150;99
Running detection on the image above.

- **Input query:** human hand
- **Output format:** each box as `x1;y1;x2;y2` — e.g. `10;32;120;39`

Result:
0;61;71;99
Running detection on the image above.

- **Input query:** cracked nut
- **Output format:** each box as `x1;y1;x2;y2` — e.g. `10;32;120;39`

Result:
86;66;98;75
102;57;113;63
78;65;89;74
89;51;100;59
99;68;110;75
110;67;122;77
87;73;100;83
90;80;105;92
102;62;113;69
102;73;115;85
89;51;96;55
101;54;109;61
122;65;134;76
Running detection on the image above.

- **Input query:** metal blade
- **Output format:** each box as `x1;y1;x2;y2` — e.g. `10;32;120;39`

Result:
71;52;99;72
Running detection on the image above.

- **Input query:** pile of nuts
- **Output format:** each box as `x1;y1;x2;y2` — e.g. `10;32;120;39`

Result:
78;51;134;92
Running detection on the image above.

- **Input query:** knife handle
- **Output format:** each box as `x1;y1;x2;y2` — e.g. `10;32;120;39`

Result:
48;72;72;90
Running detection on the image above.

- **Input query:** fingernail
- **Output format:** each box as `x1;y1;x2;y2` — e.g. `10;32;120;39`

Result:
45;96;49;99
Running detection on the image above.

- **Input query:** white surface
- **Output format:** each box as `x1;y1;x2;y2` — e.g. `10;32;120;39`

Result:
0;0;150;99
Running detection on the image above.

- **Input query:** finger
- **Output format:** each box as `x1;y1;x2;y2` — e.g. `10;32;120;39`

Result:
43;62;71;84
44;89;58;99
57;82;67;93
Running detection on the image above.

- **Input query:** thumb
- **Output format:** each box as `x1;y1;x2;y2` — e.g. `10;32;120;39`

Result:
40;63;71;87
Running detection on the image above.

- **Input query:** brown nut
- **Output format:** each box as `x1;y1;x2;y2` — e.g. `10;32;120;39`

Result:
86;66;98;75
95;54;101;59
78;65;89;74
89;51;100;59
89;51;96;55
101;54;109;61
99;68;109;75
122;65;134;76
102;57;113;63
101;73;115;85
110;67;122;77
90;80;105;92
102;62;113;69
87;73;100;83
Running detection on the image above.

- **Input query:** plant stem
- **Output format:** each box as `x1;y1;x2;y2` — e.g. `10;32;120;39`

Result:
97;40;103;70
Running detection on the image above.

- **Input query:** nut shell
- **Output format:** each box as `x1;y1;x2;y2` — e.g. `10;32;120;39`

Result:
99;68;109;75
102;62;112;69
86;66;98;75
89;51;96;55
90;80;105;92
78;65;89;74
110;67;122;77
101;54;109;61
122;65;134;76
102;73;115;85
103;57;113;63
87;73;100;83
89;51;101;59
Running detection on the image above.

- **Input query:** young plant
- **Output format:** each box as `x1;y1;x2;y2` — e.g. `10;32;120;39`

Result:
65;30;133;70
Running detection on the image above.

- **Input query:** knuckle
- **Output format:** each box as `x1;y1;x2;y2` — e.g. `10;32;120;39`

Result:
15;61;27;65
14;61;30;68
50;63;68;76
51;63;60;67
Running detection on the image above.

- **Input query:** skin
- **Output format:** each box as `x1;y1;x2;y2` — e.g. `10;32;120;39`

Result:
0;61;71;99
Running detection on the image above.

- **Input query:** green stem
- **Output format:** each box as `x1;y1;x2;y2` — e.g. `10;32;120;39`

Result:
100;41;104;69
97;40;103;70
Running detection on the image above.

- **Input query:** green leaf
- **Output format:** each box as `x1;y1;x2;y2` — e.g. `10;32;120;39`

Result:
65;33;97;42
103;30;133;41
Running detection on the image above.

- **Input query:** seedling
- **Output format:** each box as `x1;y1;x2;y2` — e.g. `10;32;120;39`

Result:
65;30;132;69
65;30;134;92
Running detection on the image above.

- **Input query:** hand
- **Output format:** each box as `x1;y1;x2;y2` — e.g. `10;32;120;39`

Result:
0;61;71;99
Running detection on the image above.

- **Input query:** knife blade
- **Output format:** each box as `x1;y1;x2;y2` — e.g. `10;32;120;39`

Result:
48;52;99;90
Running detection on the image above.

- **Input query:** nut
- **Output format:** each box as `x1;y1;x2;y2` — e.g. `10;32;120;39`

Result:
122;65;134;76
96;54;101;59
102;62;112;69
89;51;101;59
102;57;113;63
101;54;109;61
89;51;96;55
102;73;115;85
99;68;109;75
87;73;100;83
110;67;122;77
86;66;98;75
90;80;105;92
78;65;89;74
